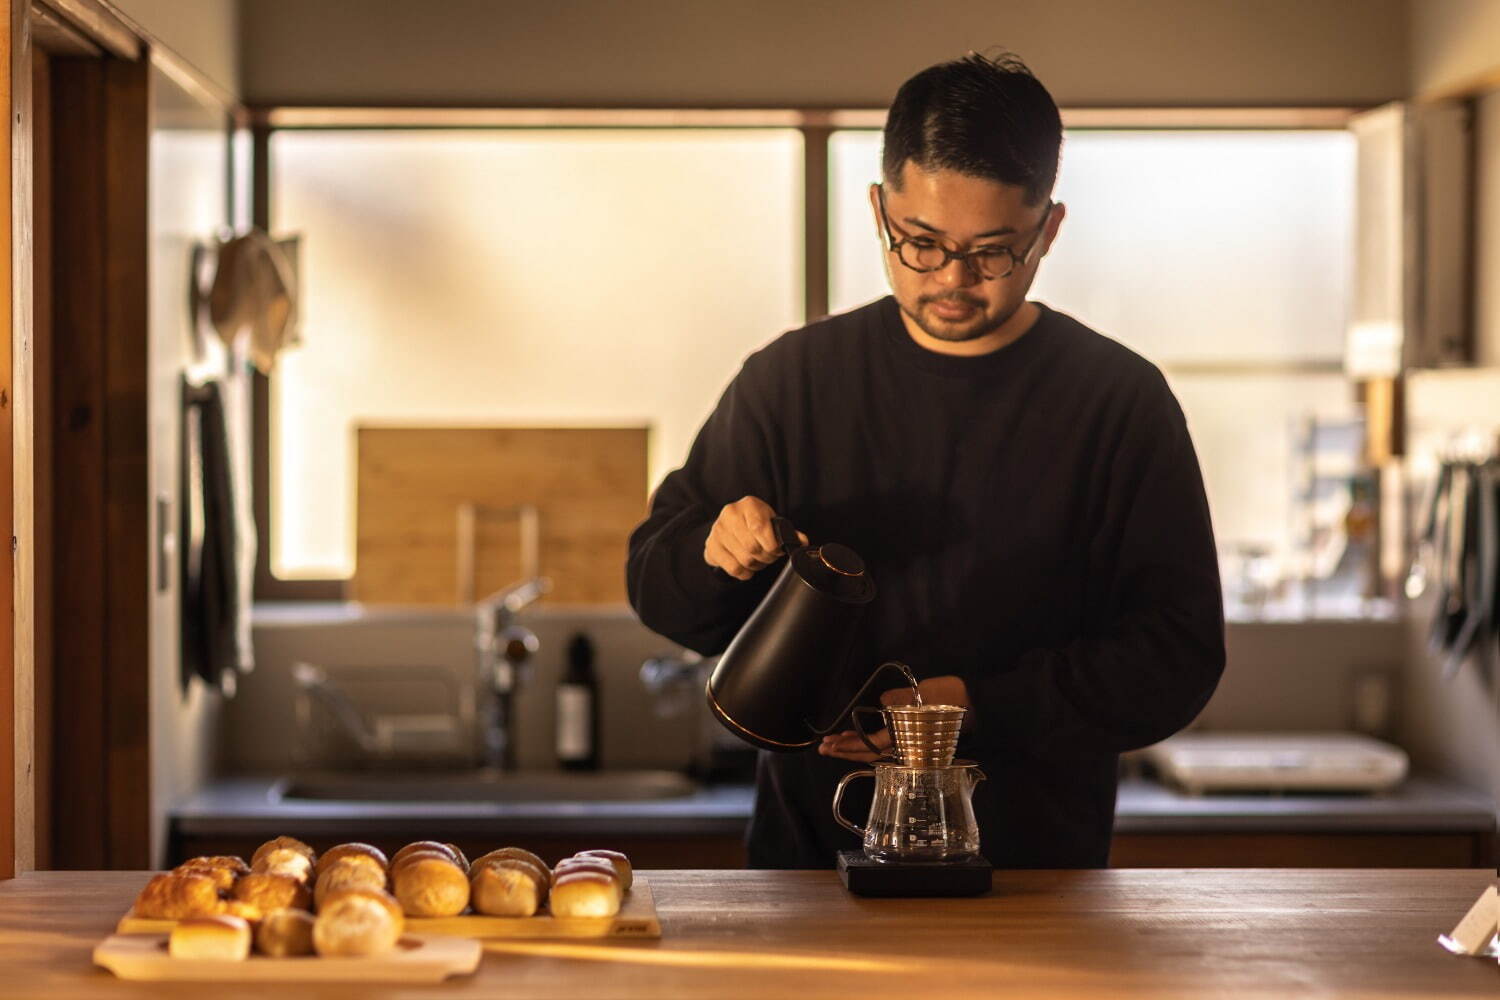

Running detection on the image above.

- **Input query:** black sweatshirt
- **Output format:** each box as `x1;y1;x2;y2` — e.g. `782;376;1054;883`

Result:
627;296;1225;868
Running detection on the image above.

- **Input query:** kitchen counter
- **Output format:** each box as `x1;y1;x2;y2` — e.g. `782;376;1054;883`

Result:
172;772;1495;838
3;868;1496;998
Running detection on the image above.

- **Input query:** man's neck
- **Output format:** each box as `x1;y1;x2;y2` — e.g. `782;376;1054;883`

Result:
901;300;1040;357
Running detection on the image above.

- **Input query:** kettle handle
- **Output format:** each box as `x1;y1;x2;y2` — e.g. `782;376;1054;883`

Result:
771;516;803;556
831;769;875;837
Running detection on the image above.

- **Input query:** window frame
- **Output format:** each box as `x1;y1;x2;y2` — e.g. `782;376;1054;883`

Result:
249;105;1360;601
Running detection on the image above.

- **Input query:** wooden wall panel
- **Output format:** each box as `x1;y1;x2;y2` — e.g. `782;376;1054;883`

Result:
353;427;647;607
0;0;15;880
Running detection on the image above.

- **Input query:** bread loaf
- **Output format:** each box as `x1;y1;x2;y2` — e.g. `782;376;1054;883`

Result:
252;848;313;884
313;893;401;957
392;855;469;917
168;915;251;960
474;847;549;882
549;871;621;918
133;872;224;920
320;886;405;933
255;908;316;957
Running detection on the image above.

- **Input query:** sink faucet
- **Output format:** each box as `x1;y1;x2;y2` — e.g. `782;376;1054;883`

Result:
475;576;551;770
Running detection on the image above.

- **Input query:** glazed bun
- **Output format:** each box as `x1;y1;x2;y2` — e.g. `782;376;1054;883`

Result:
549;871;621;918
314;859;388;908
133;872;223;920
574;850;633;891
169;915;251;960
469;861;543;917
392;855;469;917
233;871;312;912
251;836;316;869
313;893;400;957
315;842;388;878
255;908;315;957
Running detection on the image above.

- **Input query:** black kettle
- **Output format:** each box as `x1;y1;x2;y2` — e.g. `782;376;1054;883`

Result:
706;517;882;751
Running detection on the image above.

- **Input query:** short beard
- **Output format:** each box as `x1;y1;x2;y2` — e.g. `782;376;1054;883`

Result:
902;293;1018;343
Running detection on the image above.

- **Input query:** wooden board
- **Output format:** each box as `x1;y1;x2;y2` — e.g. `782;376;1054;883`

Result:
353;426;648;606
93;932;480;982
118;877;660;939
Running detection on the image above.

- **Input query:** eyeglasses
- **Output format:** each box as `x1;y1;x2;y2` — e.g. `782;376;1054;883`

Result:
876;184;1053;280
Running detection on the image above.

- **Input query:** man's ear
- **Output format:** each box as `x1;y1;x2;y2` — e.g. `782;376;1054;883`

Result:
1040;201;1066;257
868;183;883;236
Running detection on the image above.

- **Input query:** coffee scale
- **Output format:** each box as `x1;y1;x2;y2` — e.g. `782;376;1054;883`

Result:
705;518;992;897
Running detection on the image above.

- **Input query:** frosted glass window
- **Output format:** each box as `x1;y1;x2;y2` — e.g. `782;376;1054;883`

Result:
830;129;1355;362
830;128;1359;574
270;130;804;579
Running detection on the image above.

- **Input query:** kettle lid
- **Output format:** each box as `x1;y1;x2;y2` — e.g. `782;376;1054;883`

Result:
775;518;875;604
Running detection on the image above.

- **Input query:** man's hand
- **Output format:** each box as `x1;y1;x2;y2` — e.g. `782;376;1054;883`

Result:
817;675;971;762
704;496;807;581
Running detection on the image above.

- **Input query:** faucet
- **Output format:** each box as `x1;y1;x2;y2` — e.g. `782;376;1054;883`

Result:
474;576;552;770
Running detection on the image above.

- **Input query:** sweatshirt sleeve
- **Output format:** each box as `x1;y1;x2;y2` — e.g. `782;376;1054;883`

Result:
626;357;784;656
961;372;1226;756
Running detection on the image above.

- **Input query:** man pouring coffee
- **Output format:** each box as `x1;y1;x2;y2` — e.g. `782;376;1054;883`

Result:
627;52;1225;869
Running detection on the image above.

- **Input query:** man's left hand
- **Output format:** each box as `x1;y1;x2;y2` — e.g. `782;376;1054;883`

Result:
817;675;971;762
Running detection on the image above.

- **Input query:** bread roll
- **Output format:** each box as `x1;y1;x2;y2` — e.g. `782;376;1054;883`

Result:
179;855;251;876
474;855;549;897
550;871;621;918
320;886;405;933
168;915;251;960
313;893;401;957
255;908;315;957
217;899;264;923
475;847;548;880
574;850;633;891
253;848;313;884
251;836;316;869
314;859;388;908
391;841;463;870
444;843;470;873
233;871;312;912
553;857;619;886
469;862;542;917
314;842;388;879
392;856;469;917
133;872;223;919
171;863;238;893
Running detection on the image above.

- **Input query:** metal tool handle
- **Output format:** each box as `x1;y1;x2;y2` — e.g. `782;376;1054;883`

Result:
849;706;890;758
831;769;875;837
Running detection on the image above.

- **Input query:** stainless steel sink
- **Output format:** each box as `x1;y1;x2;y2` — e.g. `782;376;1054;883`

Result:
273;769;699;804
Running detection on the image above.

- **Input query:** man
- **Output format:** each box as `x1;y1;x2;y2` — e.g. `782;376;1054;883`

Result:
627;52;1224;869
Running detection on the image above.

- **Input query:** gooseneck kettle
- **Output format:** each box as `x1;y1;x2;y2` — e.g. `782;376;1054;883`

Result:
707;517;902;751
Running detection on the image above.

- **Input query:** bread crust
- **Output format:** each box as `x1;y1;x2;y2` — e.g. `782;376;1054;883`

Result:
133;872;223;920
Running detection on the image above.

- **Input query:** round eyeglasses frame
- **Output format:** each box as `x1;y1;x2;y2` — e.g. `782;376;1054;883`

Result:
876;183;1054;280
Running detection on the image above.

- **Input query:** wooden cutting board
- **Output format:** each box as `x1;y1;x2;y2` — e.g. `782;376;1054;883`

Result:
93;933;481;982
118;877;661;940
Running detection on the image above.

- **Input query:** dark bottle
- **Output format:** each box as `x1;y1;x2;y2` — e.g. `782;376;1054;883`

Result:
557;633;600;770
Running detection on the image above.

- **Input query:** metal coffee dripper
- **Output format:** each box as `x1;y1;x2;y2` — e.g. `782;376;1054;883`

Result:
832;704;987;864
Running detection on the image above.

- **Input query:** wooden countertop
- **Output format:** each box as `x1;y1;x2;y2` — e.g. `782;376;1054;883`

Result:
2;869;1497;998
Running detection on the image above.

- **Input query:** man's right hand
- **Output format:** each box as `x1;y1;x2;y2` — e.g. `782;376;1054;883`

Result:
703;496;807;581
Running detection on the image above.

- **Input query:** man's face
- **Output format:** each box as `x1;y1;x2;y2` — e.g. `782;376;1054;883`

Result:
871;162;1062;348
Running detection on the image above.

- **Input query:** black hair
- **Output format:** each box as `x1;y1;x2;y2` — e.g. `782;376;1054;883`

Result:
881;51;1062;206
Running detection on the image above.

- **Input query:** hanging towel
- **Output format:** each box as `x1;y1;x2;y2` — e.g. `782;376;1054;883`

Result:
182;379;241;695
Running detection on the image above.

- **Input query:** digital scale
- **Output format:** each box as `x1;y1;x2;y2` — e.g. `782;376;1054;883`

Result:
1141;731;1410;794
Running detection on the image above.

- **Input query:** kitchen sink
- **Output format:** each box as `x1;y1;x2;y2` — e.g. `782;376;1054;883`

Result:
272;769;700;804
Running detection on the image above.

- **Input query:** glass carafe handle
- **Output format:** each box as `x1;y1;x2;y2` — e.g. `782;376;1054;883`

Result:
831;769;875;836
